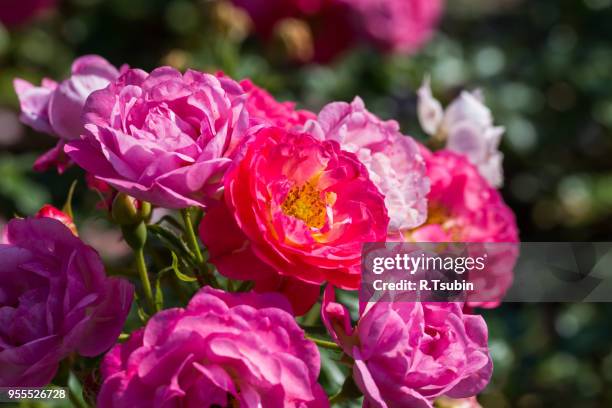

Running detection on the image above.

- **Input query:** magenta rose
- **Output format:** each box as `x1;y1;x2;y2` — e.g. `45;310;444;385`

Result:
98;287;328;407
0;217;133;387
13;55;121;173
65;67;249;208
322;288;492;407
199;126;388;314
305;97;429;232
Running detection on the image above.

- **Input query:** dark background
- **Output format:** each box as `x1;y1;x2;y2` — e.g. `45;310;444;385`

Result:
1;0;612;406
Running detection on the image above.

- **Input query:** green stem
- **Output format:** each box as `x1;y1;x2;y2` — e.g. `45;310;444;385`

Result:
135;247;156;312
306;335;342;351
181;208;205;265
181;208;219;288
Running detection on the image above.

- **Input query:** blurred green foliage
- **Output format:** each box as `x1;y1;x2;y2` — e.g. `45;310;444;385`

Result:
2;0;612;407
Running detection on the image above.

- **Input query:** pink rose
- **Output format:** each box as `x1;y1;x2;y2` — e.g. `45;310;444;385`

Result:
200;126;388;314
305;97;429;232
13;55;121;173
0;217;133;386
409;148;519;308
98;287;328;408
322;288;492;407
65;67;249;208
240;78;316;129
345;0;444;53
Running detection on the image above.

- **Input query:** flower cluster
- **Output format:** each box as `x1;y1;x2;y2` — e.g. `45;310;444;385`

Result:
303;97;429;232
200;123;390;313
9;54;518;407
99;287;327;407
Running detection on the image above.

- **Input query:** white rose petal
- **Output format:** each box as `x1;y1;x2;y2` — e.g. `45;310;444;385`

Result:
417;77;444;136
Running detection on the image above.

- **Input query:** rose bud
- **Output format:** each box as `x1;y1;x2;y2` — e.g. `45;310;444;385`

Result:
35;204;78;236
110;193;151;226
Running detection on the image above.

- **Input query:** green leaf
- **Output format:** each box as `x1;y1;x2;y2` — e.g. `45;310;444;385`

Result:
329;374;362;406
156;214;185;232
147;224;198;268
320;348;348;394
171;251;198;282
68;371;89;408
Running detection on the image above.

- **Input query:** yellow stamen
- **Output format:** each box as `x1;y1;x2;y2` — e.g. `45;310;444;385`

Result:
281;181;328;229
426;204;450;226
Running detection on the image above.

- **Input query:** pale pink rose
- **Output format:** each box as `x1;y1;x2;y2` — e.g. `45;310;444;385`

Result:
66;67;249;208
418;79;505;187
13;55;122;173
98;287;328;408
305;97;429;232
409;148;519;308
0;217;133;387
199;126;388;314
322;287;492;408
344;0;444;53
417;76;444;136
